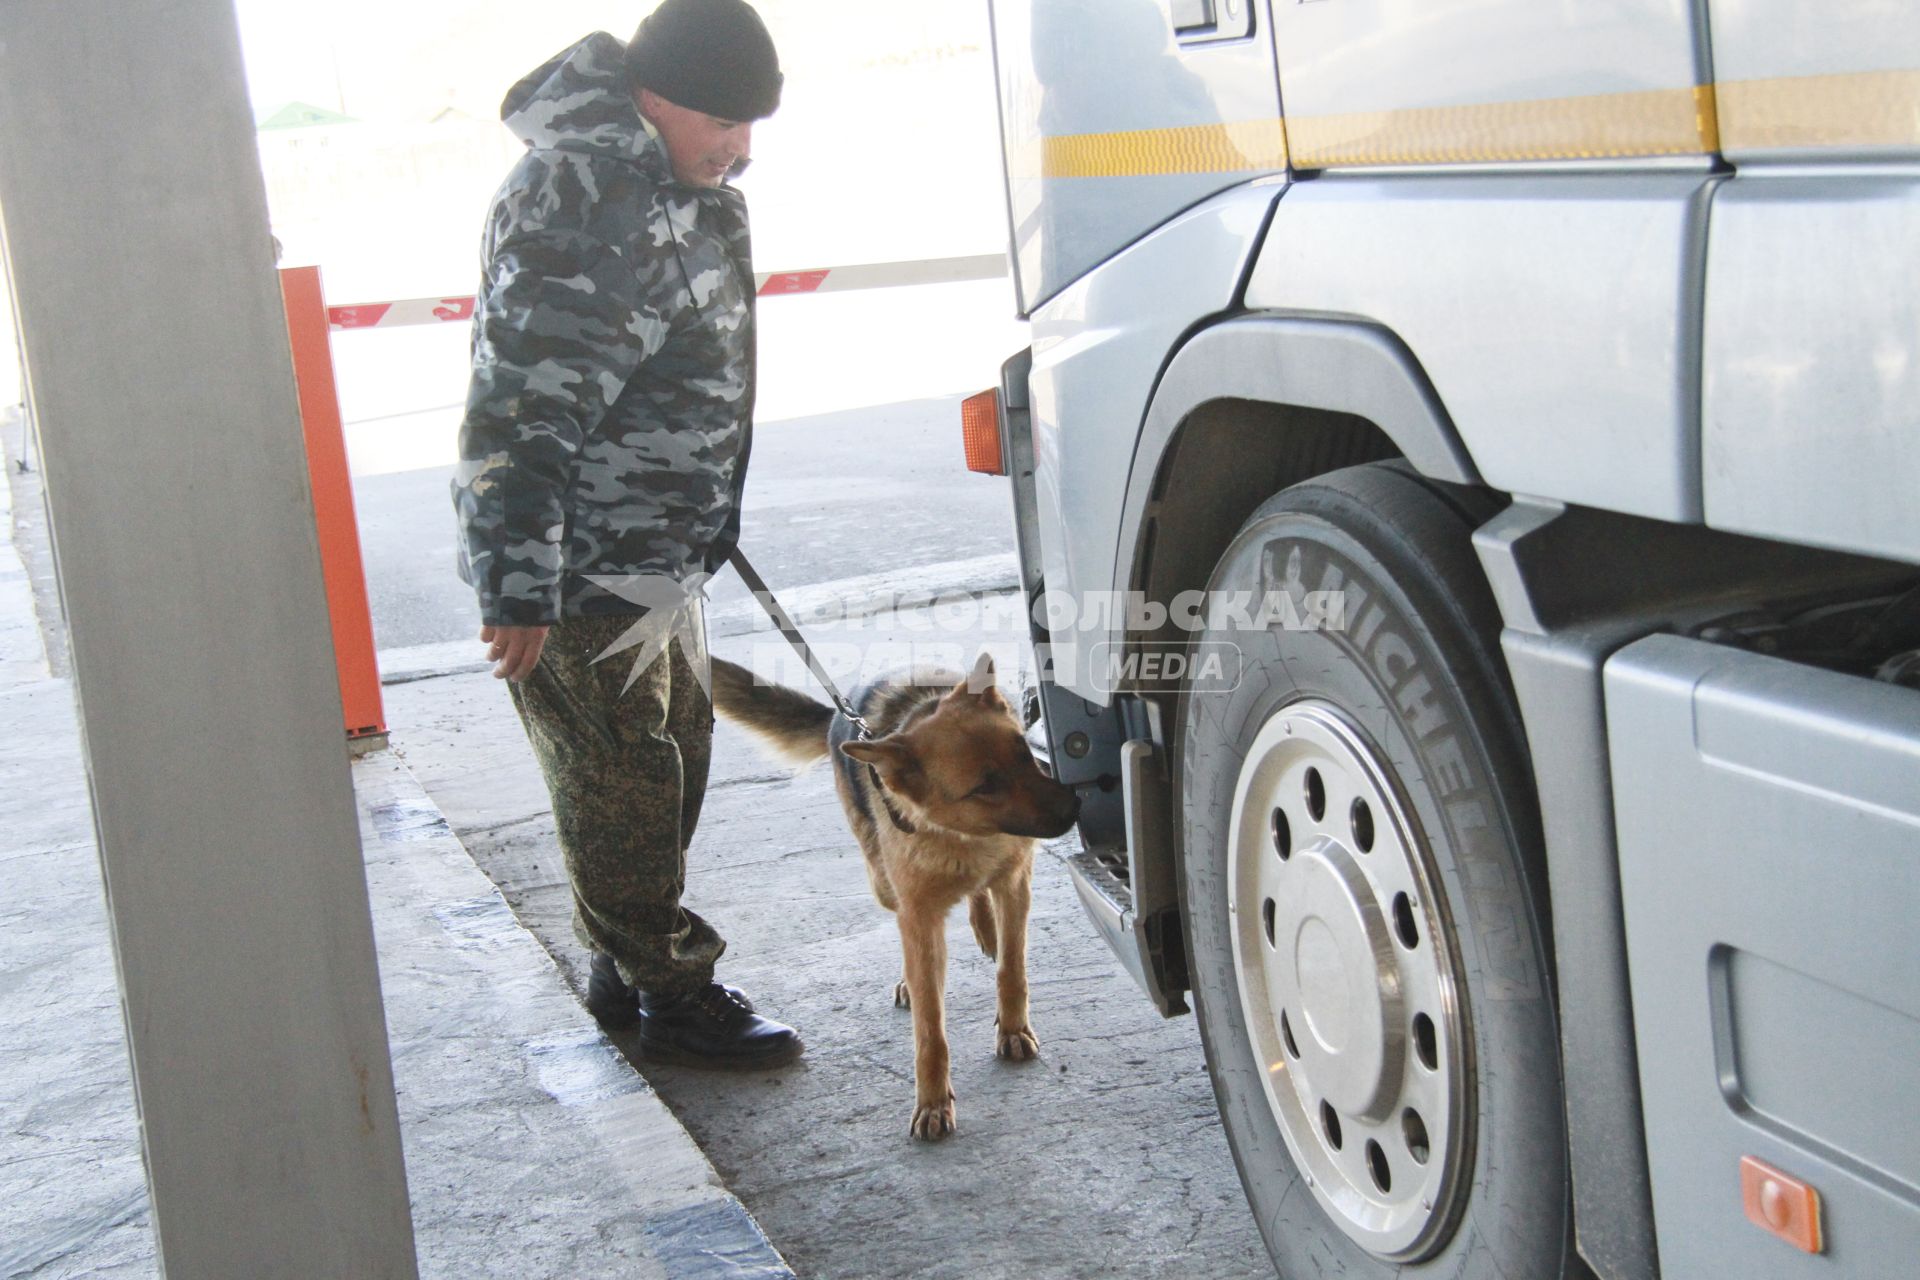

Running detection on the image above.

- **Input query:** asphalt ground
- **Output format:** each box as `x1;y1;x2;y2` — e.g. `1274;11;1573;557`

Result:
336;278;1029;653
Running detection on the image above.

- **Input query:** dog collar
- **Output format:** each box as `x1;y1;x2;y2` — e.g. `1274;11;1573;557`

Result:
869;765;917;834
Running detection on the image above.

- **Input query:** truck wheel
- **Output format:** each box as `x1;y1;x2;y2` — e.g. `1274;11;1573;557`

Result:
1178;463;1570;1276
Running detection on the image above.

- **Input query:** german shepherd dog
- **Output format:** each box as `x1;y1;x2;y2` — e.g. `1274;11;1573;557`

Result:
710;653;1080;1140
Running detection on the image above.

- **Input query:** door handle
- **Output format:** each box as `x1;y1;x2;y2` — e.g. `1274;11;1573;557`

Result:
1173;0;1253;44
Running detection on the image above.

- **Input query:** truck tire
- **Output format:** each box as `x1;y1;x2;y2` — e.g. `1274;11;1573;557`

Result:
1177;462;1572;1277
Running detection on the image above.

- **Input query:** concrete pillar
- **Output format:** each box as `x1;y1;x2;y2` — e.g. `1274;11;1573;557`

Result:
0;243;18;411
0;2;418;1275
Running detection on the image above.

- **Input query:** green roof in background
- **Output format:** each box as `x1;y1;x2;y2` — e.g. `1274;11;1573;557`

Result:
257;101;356;130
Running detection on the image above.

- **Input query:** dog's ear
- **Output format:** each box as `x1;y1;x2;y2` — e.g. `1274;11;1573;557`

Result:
838;739;886;765
949;651;1005;706
839;737;925;800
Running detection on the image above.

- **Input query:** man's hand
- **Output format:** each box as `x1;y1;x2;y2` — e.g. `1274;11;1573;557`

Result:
481;624;549;682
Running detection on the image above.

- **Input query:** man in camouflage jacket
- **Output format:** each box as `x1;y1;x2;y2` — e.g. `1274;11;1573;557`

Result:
453;0;801;1068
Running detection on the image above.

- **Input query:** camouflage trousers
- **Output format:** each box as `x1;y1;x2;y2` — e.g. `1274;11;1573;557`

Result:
509;616;723;997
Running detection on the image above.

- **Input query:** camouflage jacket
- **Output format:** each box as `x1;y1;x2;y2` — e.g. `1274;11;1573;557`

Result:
453;32;755;626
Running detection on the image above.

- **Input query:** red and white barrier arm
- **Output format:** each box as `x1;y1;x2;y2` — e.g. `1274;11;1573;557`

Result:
325;253;1009;331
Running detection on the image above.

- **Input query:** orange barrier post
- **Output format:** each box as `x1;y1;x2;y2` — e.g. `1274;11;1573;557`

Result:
280;266;388;743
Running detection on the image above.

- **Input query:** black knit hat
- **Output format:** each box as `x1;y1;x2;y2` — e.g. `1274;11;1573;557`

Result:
625;0;783;121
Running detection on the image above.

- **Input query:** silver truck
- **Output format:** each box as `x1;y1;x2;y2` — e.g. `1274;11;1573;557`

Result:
964;2;1920;1277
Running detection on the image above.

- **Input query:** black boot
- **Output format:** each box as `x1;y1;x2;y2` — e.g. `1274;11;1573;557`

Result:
637;982;803;1069
585;951;641;1028
586;953;756;1029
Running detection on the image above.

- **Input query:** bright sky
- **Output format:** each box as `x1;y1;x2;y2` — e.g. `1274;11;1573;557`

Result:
232;0;643;122
234;0;1005;293
232;1;983;123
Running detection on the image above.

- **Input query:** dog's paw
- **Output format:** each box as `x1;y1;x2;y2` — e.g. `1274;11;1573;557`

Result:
893;981;911;1010
996;1025;1040;1061
909;1092;957;1142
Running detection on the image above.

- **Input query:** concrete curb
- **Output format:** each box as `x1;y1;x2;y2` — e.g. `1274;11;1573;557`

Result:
356;749;797;1279
705;551;1020;639
376;552;1021;687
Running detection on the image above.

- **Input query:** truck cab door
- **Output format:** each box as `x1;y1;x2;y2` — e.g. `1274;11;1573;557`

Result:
991;0;1287;312
1699;2;1920;566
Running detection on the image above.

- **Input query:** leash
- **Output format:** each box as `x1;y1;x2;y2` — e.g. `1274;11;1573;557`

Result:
727;547;915;833
728;547;875;740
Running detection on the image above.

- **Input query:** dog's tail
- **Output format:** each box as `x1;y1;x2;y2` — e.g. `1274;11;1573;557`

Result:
710;657;833;765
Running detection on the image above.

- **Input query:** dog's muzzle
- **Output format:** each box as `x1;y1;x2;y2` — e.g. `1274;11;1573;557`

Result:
1034;789;1082;839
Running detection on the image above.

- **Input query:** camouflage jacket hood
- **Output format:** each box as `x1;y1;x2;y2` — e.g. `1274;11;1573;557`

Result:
453;32;756;626
500;34;653;162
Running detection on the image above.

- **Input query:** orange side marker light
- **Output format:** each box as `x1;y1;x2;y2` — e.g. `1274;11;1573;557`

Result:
1740;1155;1823;1255
961;388;1005;476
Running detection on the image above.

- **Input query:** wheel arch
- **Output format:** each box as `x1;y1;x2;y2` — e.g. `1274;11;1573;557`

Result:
1118;315;1482;621
1117;314;1487;708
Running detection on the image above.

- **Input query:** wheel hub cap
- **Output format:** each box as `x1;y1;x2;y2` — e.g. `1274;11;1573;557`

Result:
1284;842;1402;1119
1226;701;1470;1261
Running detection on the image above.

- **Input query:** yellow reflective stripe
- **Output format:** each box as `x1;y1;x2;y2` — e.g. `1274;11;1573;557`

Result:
1018;119;1288;178
1025;89;1713;178
1285;85;1717;167
1718;67;1920;152
1028;67;1919;178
